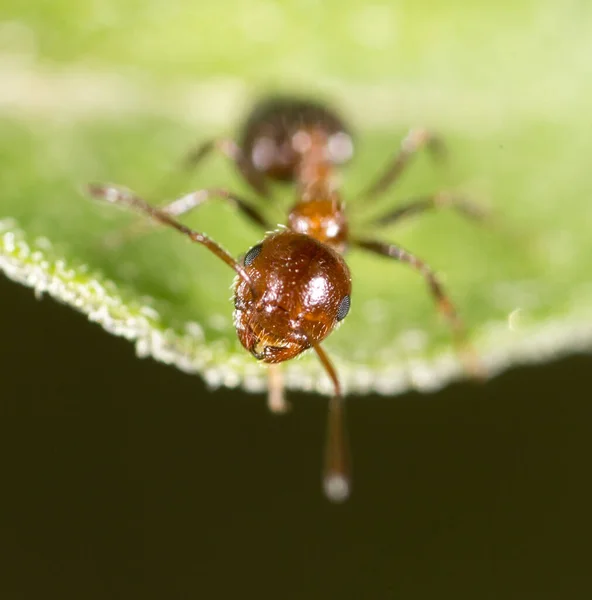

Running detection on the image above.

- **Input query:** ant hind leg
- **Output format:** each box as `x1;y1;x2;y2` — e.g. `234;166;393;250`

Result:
361;128;445;201
182;138;271;198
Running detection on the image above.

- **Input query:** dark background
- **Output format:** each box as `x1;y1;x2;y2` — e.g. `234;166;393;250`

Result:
1;273;591;599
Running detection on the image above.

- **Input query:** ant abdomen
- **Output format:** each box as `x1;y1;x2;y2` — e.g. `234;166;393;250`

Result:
239;97;354;183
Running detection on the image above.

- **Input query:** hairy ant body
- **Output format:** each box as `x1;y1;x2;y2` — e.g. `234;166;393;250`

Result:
89;96;484;502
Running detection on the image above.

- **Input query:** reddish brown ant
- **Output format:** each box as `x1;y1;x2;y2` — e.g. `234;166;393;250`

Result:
88;96;485;502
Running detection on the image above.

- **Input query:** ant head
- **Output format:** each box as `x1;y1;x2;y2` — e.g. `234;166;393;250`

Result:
233;231;352;364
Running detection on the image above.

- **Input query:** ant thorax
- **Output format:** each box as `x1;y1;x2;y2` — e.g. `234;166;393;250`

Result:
287;196;349;254
287;126;350;253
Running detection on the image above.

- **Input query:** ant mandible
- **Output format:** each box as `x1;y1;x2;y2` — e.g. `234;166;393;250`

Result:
88;96;485;502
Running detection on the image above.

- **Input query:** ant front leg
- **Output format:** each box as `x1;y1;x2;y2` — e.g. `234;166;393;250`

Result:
182;138;271;198
312;343;351;503
353;238;484;378
366;190;489;230
267;364;290;414
361;128;445;200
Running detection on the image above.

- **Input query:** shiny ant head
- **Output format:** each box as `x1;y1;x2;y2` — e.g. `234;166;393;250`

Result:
233;231;352;364
240;97;354;183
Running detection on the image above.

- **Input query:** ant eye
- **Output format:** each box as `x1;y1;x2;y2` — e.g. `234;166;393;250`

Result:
336;295;351;321
244;243;263;266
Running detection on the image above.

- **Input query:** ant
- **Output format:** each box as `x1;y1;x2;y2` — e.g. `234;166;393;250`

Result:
88;96;485;502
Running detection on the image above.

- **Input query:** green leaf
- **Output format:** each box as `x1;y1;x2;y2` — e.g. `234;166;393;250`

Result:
1;0;591;396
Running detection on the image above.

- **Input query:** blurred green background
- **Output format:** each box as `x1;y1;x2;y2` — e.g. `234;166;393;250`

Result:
1;0;592;598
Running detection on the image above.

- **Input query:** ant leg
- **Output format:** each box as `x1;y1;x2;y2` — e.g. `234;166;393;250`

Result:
366;190;489;229
353;238;484;378
182;138;270;198
159;188;273;230
312;343;351;503
361;128;445;200
87;184;254;289
102;187;273;248
267;364;290;414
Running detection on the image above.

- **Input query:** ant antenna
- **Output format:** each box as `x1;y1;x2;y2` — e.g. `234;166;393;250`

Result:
86;184;255;291
313;343;351;503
